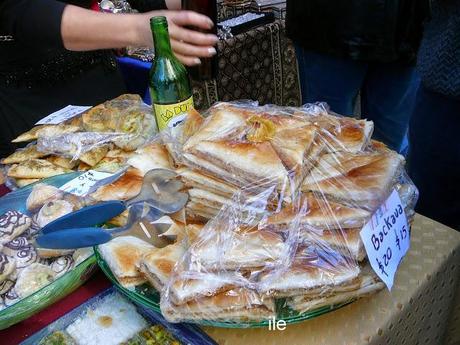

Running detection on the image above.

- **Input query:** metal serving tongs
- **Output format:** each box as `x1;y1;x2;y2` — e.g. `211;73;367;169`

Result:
35;169;188;249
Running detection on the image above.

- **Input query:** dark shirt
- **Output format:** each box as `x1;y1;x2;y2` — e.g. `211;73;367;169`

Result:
417;0;460;99
286;0;430;63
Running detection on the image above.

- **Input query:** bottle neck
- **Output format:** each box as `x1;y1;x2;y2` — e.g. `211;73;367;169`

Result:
151;20;173;57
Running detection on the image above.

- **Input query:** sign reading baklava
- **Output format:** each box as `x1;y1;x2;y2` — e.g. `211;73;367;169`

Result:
360;189;410;290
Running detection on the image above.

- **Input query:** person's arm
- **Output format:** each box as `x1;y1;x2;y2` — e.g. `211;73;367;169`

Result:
61;5;217;65
0;0;217;66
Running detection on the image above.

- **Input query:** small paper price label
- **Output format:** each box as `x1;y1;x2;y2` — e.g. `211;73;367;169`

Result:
36;105;92;125
59;170;113;196
360;189;410;290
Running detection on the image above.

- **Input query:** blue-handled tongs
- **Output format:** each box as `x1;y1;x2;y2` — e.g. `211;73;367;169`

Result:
35;169;188;249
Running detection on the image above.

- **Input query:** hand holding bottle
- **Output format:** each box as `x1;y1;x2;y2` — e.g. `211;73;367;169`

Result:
60;6;218;66
152;10;218;66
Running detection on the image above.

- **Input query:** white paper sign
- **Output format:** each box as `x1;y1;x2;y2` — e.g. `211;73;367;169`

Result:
36;105;92;125
59;170;113;196
360;189;410;290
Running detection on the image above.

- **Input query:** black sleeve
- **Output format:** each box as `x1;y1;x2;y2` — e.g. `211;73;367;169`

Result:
0;0;66;48
128;0;168;13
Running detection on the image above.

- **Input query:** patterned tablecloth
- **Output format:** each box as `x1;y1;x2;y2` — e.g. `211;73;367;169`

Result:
204;214;460;345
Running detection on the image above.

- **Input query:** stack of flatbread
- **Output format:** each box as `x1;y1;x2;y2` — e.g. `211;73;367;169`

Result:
2;94;163;188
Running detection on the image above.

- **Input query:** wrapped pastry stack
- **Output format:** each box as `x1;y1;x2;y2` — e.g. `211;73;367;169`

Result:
159;103;417;322
1;94;163;188
99;101;418;324
173;103;405;220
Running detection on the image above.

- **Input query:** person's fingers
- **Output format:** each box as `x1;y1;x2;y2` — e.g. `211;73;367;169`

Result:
171;39;216;58
175;53;201;66
169;24;218;46
169;11;214;30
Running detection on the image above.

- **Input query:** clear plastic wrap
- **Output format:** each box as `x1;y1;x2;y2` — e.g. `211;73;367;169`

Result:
131;101;419;324
37;132;128;160
2;94;160;189
36;95;157;159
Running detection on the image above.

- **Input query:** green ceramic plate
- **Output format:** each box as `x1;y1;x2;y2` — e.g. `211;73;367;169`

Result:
95;247;354;328
0;173;97;330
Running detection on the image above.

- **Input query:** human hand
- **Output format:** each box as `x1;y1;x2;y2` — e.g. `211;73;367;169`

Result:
140;10;218;66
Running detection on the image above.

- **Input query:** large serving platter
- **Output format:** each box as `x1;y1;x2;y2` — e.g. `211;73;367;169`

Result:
0;173;97;330
95;248;353;328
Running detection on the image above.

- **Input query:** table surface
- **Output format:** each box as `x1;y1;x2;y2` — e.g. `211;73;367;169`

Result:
1;215;459;345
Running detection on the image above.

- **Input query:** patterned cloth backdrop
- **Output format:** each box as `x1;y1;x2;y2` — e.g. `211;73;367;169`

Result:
191;20;301;109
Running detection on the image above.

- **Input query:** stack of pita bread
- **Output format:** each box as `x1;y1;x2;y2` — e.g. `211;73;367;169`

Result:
2;94;163;188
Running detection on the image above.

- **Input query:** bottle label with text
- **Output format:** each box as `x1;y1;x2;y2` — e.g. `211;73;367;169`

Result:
153;96;194;130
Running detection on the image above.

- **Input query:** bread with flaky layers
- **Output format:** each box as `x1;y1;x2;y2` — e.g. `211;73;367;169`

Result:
298;227;366;261
177;167;239;198
302;151;404;209
127;142;172;176
98;236;154;287
287;265;384;312
191;226;286;271
90;167;143;201
266;193;370;230
161;288;276;322
188;140;289;186
257;256;361;297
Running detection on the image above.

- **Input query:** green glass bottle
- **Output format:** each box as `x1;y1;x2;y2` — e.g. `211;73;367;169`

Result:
149;16;194;131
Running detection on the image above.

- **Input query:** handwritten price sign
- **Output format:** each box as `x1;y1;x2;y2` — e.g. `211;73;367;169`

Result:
360;189;410;290
59;170;113;196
